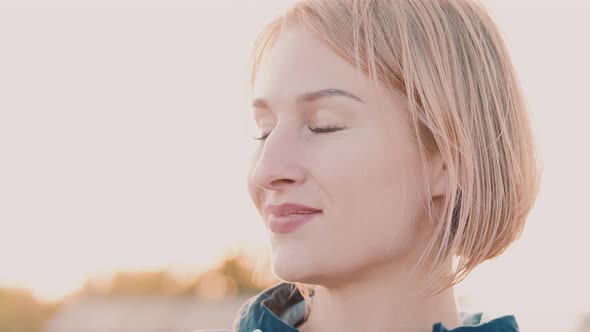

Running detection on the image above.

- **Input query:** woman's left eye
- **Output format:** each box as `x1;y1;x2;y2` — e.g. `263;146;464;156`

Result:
309;125;345;133
251;125;345;141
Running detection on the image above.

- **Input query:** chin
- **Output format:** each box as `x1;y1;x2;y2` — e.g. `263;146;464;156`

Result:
270;249;317;283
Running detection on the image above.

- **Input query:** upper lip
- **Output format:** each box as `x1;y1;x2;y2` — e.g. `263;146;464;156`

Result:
266;203;323;217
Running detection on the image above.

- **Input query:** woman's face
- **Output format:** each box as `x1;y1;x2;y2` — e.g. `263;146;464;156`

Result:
247;23;442;285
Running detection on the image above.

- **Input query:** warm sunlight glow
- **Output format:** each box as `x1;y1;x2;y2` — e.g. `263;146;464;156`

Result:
0;2;587;332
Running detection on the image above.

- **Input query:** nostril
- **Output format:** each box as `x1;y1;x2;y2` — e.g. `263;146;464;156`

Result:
268;178;296;188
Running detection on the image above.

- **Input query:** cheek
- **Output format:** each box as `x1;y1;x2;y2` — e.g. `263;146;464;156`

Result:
315;129;424;257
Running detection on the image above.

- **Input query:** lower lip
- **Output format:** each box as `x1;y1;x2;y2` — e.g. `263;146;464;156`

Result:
268;212;321;233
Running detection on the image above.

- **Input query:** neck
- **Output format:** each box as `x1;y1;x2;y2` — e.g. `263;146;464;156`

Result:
297;260;462;332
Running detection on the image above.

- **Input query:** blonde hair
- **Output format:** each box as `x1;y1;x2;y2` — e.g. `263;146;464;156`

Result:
248;0;542;319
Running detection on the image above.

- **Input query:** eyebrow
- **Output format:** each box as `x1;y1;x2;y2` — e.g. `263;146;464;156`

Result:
252;88;365;109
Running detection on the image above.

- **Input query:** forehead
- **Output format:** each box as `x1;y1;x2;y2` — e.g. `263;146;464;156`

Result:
252;23;372;105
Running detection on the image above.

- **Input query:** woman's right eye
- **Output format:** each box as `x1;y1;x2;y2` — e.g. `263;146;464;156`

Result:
253;133;270;141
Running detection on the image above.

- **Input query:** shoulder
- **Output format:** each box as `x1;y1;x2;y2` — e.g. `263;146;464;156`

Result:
433;312;520;332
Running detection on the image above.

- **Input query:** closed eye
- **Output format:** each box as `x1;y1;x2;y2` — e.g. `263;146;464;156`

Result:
252;125;345;141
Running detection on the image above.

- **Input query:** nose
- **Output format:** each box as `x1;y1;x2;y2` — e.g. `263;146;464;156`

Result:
249;124;306;191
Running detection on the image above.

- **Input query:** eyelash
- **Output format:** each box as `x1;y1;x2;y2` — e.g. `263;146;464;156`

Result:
253;125;345;141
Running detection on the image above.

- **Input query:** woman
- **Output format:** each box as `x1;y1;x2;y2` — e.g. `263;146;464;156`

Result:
225;0;540;331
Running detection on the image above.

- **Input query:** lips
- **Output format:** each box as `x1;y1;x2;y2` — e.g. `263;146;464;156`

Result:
266;203;322;217
265;203;322;234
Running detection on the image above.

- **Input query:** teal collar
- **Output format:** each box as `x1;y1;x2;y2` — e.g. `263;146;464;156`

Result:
233;282;519;332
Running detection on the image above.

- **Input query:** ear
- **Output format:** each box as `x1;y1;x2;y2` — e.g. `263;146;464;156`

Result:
428;153;448;198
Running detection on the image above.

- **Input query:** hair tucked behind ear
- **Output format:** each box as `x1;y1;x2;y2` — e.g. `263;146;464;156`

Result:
249;0;542;319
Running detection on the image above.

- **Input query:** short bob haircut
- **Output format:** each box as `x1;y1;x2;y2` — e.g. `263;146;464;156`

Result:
248;0;542;319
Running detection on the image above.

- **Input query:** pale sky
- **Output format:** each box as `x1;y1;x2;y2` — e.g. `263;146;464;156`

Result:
0;1;588;331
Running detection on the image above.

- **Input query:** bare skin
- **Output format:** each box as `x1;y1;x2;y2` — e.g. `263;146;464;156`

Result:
247;21;462;332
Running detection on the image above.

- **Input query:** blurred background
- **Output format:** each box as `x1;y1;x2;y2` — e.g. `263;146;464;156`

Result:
0;0;588;331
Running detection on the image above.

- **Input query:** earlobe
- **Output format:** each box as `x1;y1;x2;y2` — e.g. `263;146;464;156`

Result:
429;154;448;198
